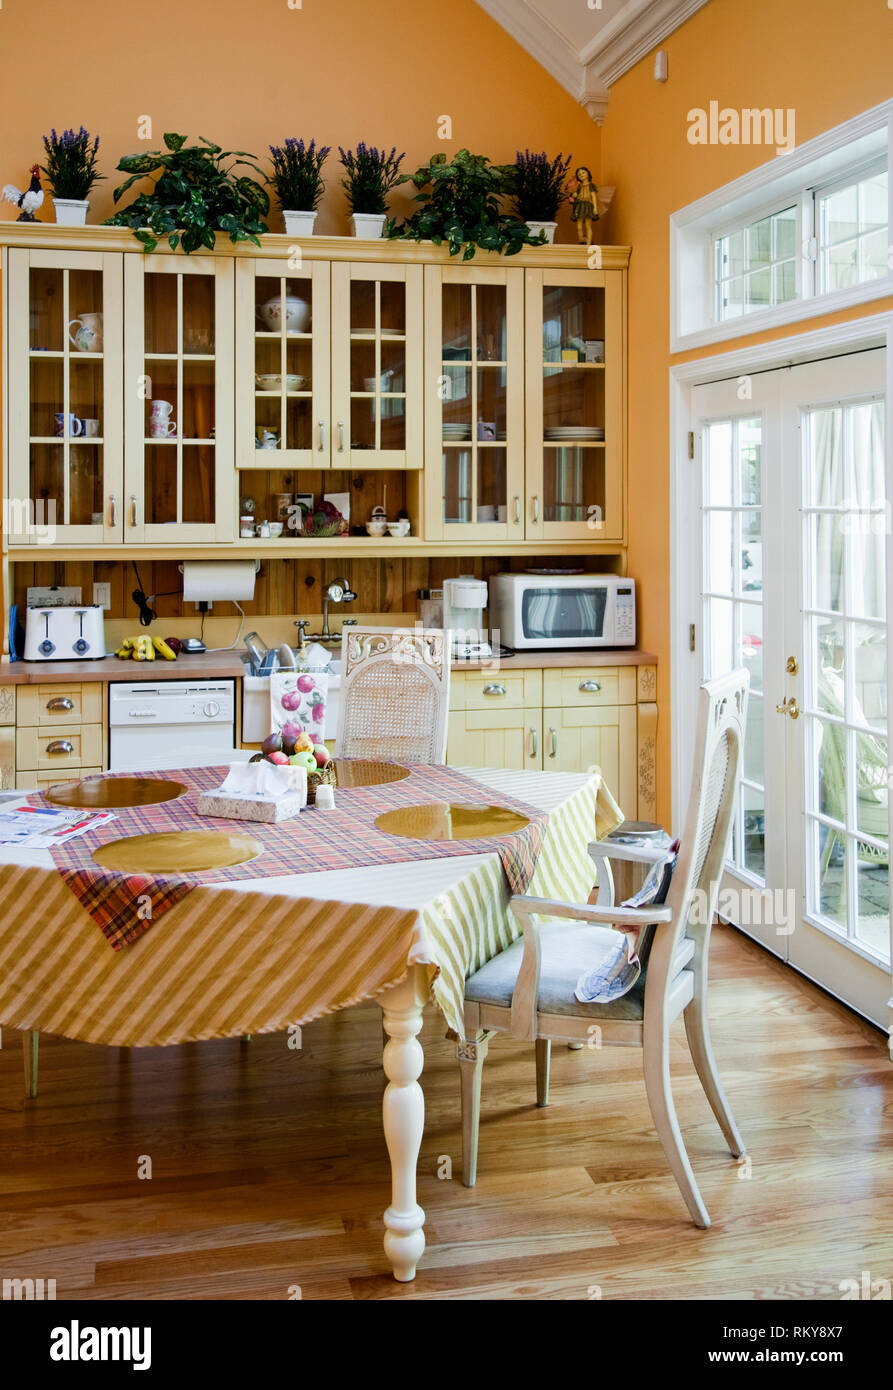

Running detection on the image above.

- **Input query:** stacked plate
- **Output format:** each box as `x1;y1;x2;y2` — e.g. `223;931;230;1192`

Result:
544;426;605;442
443;422;471;441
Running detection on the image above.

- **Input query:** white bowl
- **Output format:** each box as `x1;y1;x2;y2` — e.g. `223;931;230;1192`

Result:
257;295;309;334
387;520;411;537
268;521;284;537
255;373;306;392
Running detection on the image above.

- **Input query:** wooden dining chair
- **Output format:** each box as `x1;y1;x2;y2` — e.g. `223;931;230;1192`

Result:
336;626;450;764
457;668;750;1227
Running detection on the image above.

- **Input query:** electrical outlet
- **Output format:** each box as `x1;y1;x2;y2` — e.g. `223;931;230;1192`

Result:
93;582;111;610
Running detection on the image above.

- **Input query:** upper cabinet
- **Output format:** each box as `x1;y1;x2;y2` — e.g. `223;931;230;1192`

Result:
423;265;524;541
1;231;628;552
124;255;234;542
235;258;422;470
524;268;624;544
7;247;124;545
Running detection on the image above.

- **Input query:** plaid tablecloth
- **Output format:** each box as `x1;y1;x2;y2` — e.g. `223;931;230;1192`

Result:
0;768;622;1042
39;762;547;950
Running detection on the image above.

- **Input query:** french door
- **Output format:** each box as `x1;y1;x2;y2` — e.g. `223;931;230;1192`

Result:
687;349;891;1027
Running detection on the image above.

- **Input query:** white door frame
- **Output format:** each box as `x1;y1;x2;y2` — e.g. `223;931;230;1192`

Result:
669;311;893;1049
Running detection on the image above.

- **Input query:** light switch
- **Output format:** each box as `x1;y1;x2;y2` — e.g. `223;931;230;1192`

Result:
93;582;111;610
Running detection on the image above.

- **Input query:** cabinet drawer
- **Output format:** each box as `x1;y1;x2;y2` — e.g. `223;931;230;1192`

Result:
16;725;103;772
542;666;636;708
19;766;103;790
16;683;103;727
451;669;542;712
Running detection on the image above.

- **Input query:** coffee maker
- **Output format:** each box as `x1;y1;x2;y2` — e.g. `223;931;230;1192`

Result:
442;576;492;659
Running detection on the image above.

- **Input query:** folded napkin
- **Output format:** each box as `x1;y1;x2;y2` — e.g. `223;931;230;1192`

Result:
219;759;295;799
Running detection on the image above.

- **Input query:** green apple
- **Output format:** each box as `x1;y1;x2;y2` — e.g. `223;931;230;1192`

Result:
290;751;318;771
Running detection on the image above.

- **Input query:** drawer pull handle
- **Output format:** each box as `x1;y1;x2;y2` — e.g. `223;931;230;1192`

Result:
529;726;538;757
109;494;117;527
549;727;558;758
318;420;326;451
337;420;345;452
483;683;506;696
46;697;74;712
46;739;74;755
531;494;540;523
579;680;602;693
513;495;521;524
129;494;138;527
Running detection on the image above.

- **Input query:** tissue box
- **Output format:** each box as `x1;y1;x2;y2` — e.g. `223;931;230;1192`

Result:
196;790;304;823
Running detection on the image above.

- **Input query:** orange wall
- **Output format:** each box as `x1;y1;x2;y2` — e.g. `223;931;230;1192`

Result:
0;0;601;238
600;0;893;824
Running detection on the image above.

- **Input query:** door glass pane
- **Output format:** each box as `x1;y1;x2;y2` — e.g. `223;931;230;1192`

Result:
349;278;406;454
543;447;603;526
30;266;64;350
439;283;509;526
804;396;888;958
254;273;312;455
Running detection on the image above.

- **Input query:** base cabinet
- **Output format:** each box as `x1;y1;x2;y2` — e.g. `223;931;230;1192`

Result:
447;706;542;771
542;704;637;809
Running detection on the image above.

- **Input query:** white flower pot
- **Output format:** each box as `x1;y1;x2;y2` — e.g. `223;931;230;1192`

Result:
282;209;317;237
526;220;557;244
53;198;89;226
350;212;387;239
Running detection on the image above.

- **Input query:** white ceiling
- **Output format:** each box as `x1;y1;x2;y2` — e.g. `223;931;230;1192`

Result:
474;0;711;123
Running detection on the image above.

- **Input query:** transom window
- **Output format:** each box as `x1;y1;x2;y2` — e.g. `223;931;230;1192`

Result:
715;207;797;321
818;164;888;293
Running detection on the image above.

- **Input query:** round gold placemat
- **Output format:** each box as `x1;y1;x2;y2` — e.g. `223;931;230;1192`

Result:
334;759;410;788
46;776;188;809
375;802;529;842
92;830;263;874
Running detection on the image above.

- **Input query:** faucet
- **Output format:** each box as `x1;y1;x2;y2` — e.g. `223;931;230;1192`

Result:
300;578;357;643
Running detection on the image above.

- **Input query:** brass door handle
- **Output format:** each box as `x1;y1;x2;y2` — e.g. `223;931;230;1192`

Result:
46;697;74;712
549;727;558;758
483;683;506;696
776;697;800;719
46;739;74;755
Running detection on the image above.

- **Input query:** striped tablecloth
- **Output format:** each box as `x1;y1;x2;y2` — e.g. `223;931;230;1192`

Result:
0;768;621;1044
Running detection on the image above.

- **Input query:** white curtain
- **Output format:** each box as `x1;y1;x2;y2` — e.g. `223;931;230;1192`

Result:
812;401;886;618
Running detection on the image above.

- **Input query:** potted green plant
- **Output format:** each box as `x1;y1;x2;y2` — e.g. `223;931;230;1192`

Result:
387;149;542;260
42;127;103;225
105;133;269;252
338;143;407;237
509;149;572;243
269;138;330;236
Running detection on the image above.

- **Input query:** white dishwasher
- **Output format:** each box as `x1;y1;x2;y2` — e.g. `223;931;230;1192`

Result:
109;680;237;772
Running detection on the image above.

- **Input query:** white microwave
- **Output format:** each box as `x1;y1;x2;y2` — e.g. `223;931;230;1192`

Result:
489;573;636;649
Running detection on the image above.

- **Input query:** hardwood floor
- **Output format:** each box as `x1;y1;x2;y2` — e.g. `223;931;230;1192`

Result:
1;925;891;1300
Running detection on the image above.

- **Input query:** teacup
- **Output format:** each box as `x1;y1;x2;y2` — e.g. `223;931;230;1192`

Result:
268;521;284;538
387;518;411;537
68;312;103;353
54;412;84;437
149;418;177;438
81;418;100;438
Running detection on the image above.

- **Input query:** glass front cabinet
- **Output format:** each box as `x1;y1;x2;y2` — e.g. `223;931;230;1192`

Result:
7;248;124;545
524;267;624;543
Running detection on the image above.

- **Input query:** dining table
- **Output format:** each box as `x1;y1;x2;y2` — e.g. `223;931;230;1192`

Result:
0;761;622;1283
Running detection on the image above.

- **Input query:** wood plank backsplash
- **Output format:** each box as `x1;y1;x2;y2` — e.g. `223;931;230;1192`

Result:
12;552;620;620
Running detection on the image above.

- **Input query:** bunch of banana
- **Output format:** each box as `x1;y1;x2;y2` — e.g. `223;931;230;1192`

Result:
114;636;178;661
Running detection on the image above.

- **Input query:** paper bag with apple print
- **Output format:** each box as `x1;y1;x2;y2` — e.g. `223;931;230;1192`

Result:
270;670;329;752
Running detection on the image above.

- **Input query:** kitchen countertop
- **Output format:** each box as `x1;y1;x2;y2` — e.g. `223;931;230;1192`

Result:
0;647;657;685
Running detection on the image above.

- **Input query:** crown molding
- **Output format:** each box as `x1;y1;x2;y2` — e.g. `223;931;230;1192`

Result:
475;0;712;124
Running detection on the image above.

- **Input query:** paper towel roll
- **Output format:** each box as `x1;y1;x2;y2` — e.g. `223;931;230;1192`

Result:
182;560;257;603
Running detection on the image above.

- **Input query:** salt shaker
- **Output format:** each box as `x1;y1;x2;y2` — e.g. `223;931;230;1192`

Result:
315;784;335;810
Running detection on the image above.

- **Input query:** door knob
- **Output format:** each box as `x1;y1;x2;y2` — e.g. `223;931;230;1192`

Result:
786;656;799;674
776;696;800;719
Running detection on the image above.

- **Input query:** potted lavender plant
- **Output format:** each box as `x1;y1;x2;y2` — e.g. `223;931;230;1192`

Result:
339;143;406;237
509;149;572;244
269;138;331;236
42;127;103;225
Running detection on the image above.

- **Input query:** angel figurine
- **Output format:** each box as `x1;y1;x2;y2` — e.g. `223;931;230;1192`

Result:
571;166;615;245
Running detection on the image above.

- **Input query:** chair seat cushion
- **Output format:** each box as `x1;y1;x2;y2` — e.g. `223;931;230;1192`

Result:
465;921;649;1021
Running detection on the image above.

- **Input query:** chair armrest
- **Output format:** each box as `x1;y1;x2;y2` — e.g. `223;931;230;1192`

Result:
511;894;672;929
589;839;668;865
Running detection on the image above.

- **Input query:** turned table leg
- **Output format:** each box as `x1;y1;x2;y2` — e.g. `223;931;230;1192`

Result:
379;968;427;1282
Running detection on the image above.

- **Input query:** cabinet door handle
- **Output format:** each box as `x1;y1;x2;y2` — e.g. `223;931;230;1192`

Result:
46;697;74;712
513;495;521;524
549;727;558;758
129;494;138;527
318;420;326;451
483;683;506;696
109;494;117;527
337;420;345;451
529;726;538;757
531;495;540;522
46;739;74;755
579;679;601;693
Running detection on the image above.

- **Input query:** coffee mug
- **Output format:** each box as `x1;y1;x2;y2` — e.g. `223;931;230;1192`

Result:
150;400;174;419
150;419;177;438
477;420;497;441
68;312;103;353
54;412;83;437
82;418;100;438
476;504;497;522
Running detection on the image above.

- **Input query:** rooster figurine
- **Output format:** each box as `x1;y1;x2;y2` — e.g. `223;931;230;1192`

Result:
3;165;44;222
